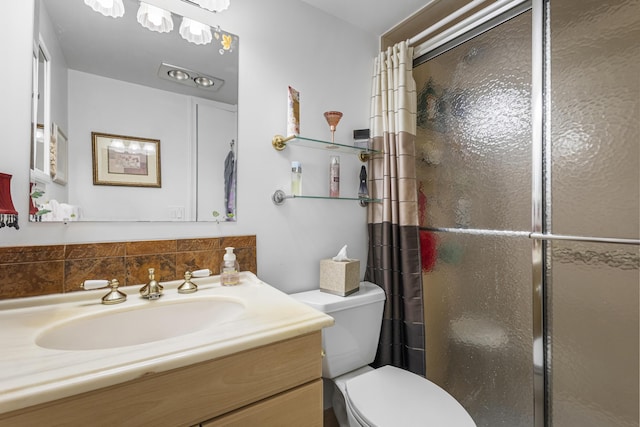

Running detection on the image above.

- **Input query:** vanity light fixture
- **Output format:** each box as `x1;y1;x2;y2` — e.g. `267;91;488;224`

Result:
179;17;213;45
84;0;125;18
85;0;235;54
137;2;174;33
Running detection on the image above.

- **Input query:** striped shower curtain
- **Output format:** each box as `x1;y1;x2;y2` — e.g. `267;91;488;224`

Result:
366;41;425;376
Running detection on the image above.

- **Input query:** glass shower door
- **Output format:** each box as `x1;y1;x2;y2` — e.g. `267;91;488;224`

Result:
413;0;639;425
414;9;534;426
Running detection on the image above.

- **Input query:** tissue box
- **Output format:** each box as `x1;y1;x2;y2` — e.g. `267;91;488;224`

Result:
319;259;360;296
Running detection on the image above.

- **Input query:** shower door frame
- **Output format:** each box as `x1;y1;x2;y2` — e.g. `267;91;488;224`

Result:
412;1;640;426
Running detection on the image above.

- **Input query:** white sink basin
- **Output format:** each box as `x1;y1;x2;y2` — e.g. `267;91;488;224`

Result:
36;297;245;350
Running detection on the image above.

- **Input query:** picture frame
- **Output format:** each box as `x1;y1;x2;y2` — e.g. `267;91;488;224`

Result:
92;132;161;188
50;123;68;185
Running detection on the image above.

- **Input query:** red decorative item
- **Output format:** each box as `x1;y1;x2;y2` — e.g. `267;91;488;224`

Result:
417;183;435;271
420;230;437;272
29;182;38;216
0;172;20;229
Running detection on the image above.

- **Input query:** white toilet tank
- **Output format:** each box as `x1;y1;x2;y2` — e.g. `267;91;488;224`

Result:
291;282;386;379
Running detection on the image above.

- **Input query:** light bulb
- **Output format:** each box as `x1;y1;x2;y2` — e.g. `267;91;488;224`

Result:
179;17;212;45
84;0;124;18
137;2;173;33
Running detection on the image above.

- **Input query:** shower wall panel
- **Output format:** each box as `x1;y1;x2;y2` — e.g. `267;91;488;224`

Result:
550;0;640;239
548;0;640;425
549;241;639;426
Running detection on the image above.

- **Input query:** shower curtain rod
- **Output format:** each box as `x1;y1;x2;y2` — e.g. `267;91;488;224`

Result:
407;0;488;46
409;0;528;59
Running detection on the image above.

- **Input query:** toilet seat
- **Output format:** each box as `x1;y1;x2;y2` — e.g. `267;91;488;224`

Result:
344;365;476;427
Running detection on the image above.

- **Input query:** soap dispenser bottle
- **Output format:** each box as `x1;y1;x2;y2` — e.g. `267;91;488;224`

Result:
220;247;240;286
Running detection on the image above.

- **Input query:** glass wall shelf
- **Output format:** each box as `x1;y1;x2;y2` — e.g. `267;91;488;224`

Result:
271;190;380;207
271;134;378;161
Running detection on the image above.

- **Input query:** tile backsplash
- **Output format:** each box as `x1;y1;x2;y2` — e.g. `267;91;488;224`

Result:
0;235;257;300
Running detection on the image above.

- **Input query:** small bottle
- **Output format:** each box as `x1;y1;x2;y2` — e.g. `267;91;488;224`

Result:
291;161;302;196
220;247;240;286
329;156;340;197
358;165;368;199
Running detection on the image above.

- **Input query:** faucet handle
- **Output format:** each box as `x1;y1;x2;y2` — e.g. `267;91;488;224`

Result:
82;279;127;305
191;269;211;278
101;279;127;305
82;279;110;290
178;271;198;294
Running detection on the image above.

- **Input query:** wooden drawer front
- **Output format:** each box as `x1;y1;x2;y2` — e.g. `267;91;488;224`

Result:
201;379;322;427
0;332;322;427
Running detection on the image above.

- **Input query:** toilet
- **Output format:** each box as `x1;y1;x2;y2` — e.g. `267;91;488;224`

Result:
291;282;476;427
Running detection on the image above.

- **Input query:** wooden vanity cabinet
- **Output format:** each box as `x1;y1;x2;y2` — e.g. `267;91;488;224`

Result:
0;332;323;427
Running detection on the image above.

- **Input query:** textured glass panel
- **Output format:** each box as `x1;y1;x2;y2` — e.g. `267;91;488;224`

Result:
549;241;639;427
550;0;640;239
423;231;533;426
414;12;531;231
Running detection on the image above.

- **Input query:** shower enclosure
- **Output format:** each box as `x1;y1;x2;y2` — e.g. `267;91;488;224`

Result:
413;0;639;426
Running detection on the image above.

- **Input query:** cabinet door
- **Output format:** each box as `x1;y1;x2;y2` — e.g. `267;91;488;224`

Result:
201;380;322;427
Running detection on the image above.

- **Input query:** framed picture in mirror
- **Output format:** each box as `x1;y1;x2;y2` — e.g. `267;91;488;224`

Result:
92;132;161;188
50;123;68;185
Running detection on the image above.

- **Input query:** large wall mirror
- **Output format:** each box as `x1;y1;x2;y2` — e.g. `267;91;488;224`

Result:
30;0;239;222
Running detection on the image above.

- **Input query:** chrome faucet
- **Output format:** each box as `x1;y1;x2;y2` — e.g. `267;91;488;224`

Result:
139;268;163;300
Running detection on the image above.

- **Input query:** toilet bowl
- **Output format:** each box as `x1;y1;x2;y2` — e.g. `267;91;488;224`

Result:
291;282;476;427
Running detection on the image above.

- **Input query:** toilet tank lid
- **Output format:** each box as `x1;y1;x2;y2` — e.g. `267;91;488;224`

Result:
289;282;385;313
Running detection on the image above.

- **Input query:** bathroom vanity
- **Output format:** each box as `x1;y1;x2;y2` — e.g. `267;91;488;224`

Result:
0;273;333;426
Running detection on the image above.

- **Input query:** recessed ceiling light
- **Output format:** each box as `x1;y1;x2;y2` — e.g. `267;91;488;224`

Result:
158;63;224;91
194;76;214;87
168;69;190;81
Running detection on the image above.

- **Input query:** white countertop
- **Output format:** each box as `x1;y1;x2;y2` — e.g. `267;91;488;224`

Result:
0;272;334;414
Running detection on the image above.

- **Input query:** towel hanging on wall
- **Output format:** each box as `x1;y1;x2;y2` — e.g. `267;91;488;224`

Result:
223;139;235;219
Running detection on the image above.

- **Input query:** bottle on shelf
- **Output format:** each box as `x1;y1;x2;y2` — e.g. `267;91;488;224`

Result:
291;161;302;196
358;165;368;199
329;155;340;197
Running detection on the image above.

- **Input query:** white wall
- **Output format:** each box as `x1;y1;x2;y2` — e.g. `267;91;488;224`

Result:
0;0;378;294
68;70;192;221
